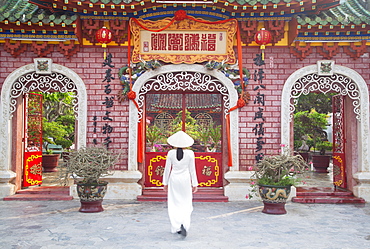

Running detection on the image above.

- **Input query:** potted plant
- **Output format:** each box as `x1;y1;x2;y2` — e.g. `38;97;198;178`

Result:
146;125;163;151
59;146;120;213
42;149;60;172
208;120;222;152
251;145;308;215
312;140;333;173
41;92;75;172
294;109;331;173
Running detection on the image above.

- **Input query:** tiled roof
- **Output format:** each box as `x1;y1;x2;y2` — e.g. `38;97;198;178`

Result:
147;94;221;111
0;0;369;43
296;0;370;26
0;0;78;41
12;0;341;20
295;0;370;41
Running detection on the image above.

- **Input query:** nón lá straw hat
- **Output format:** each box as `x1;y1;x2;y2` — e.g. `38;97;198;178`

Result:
167;130;194;148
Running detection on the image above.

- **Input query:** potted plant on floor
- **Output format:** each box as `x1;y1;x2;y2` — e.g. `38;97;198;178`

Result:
42;149;60;172
294;109;332;173
312;140;333;173
252;145;308;215
60;146;120;213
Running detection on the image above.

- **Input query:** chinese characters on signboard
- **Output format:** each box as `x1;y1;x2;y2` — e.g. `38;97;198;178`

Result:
141;31;225;54
131;18;237;64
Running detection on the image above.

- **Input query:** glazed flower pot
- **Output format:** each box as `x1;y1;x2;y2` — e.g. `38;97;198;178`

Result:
258;184;291;215
76;181;108;213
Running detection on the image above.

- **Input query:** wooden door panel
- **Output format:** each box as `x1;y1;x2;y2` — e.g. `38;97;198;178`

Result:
332;95;346;188
22;93;43;187
145;152;223;188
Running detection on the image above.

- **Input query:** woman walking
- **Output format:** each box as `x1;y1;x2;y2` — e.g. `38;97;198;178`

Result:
163;131;198;237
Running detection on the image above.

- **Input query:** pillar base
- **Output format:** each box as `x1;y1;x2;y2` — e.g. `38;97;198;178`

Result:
224;171;254;201
0;170;16;199
353;172;370;202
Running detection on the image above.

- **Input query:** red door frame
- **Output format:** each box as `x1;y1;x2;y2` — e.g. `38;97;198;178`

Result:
22;93;43;187
332;94;347;189
144;92;224;188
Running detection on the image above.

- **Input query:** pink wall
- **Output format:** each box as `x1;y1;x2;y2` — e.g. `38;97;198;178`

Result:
1;44;369;171
238;46;370;170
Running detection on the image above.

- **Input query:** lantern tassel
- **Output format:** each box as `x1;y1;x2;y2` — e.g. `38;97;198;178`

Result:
261;44;266;61
102;43;107;60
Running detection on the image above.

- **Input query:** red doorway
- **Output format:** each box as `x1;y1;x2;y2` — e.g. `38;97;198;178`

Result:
139;92;227;201
22;93;43;187
144;93;224;188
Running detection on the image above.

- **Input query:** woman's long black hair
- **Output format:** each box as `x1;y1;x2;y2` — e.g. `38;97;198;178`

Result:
176;148;184;161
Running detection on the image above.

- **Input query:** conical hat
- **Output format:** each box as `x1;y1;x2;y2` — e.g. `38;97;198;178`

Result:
167;131;194;148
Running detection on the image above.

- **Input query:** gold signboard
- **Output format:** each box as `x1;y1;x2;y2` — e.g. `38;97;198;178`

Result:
130;18;237;64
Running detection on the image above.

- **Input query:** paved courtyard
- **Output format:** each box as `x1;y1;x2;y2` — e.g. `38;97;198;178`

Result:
1;199;369;249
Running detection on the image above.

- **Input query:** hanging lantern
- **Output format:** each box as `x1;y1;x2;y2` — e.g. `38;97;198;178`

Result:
96;26;113;60
254;28;272;61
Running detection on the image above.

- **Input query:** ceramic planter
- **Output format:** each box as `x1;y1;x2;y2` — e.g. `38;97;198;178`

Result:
258;184;291;215
76;181;108;213
42;154;60;172
299;152;310;163
312;155;331;173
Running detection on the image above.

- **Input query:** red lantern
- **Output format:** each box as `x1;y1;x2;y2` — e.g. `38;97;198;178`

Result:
254;28;272;61
96;27;113;59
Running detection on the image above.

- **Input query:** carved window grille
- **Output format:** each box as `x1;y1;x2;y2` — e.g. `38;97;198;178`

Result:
154;112;174;131
195;113;213;127
290;73;360;121
9;72;79;116
333;96;344;154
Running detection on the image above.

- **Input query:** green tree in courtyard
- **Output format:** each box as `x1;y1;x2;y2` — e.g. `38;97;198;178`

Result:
42;92;75;149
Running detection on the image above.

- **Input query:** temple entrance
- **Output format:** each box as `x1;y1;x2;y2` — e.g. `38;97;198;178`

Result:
133;65;239;202
0;62;87;199
144;93;224;189
283;62;370;202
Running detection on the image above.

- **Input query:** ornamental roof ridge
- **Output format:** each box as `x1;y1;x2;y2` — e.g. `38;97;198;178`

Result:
295;0;370;26
1;0;370;43
0;0;78;24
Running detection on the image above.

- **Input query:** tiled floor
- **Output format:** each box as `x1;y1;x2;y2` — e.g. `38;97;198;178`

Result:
41;172;61;186
303;163;333;188
41;159;64;186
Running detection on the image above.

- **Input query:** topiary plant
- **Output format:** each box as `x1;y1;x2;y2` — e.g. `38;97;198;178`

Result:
60;146;121;185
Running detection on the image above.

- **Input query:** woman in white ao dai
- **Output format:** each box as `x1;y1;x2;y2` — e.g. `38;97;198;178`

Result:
163;131;198;236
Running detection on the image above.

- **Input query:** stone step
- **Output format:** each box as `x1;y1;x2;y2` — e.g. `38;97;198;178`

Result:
3;186;73;201
137;188;228;202
3;194;73;201
16;186;70;195
292;187;365;204
292;196;366;204
295;187;353;196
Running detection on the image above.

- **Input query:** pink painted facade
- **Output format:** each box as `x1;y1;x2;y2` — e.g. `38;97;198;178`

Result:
1;44;370;174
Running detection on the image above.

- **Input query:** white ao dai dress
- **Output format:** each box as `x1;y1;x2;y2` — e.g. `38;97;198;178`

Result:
163;149;198;233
